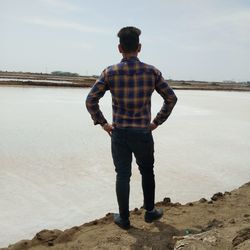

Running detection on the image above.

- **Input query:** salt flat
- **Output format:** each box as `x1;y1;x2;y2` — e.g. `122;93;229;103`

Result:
0;86;249;247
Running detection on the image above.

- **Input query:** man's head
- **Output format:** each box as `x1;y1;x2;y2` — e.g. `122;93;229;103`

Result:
117;26;141;54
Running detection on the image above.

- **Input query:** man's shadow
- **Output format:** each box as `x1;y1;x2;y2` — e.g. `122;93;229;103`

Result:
128;220;181;250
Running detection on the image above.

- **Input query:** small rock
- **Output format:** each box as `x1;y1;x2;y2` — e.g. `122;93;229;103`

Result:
133;207;142;215
199;198;207;203
163;197;171;204
232;227;250;247
203;219;223;231
34;229;62;242
211;192;224;201
48;241;54;246
224;191;231;195
207;201;213;204
229;218;235;224
244;214;250;218
188;202;194;206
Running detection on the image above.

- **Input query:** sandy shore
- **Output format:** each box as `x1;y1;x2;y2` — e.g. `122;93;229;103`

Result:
2;181;250;250
1;72;250;91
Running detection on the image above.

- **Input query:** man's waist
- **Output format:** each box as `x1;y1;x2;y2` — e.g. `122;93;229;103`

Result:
113;123;150;131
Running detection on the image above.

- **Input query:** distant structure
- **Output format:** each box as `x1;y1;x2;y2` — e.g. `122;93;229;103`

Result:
222;80;236;84
51;71;79;77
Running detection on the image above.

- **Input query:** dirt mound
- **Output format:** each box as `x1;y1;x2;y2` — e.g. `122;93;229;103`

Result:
2;181;250;250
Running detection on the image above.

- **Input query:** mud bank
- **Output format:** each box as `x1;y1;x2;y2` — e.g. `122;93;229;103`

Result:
2;182;250;250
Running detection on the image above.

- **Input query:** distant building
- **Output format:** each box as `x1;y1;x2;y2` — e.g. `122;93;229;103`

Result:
51;71;79;77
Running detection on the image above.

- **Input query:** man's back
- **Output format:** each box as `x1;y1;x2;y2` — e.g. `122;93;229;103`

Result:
105;56;157;128
86;56;177;128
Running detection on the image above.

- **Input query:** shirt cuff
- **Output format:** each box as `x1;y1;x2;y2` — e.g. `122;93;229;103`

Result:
95;119;108;126
152;119;160;126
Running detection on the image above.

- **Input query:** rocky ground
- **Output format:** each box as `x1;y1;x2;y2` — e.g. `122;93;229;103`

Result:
2;182;250;250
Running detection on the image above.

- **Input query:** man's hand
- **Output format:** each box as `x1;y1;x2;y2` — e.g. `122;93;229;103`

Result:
102;123;114;136
149;122;158;131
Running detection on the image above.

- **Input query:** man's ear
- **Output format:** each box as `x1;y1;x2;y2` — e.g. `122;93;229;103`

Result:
118;44;123;53
138;43;142;52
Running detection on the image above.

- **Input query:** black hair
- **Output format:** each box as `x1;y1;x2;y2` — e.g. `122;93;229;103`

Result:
117;26;141;53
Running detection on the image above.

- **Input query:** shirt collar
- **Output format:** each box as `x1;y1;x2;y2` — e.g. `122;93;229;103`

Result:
121;56;140;62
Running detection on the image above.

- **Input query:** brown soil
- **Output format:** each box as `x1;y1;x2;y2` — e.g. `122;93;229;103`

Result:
2;182;250;250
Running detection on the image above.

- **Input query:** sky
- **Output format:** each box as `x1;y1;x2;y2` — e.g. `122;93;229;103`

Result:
1;0;250;81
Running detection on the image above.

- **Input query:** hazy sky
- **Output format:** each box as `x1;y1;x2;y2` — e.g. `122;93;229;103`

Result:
1;0;250;81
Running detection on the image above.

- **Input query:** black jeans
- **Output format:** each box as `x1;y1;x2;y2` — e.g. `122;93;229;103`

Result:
111;127;155;220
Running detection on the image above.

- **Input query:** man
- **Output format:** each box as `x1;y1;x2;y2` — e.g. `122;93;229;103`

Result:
86;26;177;229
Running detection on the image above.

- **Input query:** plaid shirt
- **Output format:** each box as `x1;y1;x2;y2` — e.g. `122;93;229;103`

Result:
86;57;177;128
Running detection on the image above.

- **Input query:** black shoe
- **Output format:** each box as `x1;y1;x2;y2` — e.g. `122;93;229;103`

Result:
113;213;131;230
144;207;164;223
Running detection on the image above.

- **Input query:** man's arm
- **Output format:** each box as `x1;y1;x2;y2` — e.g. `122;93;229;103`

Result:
85;70;109;126
152;72;177;126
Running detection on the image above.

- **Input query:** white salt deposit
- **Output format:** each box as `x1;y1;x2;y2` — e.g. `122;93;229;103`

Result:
0;86;249;247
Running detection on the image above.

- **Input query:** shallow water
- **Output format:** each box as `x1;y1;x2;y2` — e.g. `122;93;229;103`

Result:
0;86;250;247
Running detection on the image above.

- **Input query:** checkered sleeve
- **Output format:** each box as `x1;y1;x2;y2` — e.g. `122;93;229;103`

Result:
153;71;177;125
85;70;109;126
